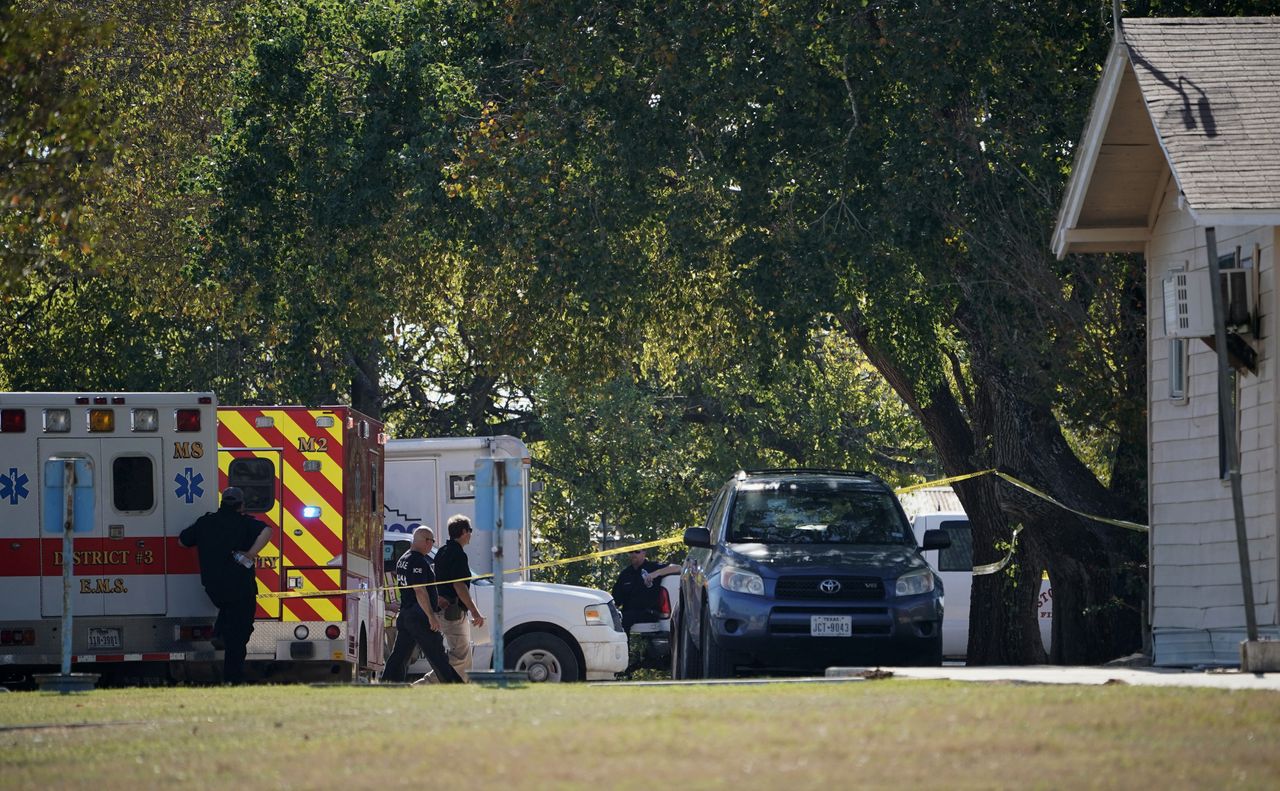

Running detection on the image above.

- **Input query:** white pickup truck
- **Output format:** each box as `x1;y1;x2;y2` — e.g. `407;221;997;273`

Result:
382;535;628;682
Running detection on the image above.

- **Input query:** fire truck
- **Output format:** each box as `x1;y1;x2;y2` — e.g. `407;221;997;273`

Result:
217;405;386;682
0;392;220;687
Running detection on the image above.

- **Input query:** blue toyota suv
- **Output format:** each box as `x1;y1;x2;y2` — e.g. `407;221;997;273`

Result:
671;469;951;678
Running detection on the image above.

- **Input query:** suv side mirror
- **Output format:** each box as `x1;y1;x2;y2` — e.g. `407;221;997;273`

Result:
921;529;951;551
683;526;712;548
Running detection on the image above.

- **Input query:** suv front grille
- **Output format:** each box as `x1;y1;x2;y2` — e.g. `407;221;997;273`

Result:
775;576;885;601
607;601;625;632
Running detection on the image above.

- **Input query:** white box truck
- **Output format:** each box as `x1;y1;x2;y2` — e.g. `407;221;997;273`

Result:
383;437;627;681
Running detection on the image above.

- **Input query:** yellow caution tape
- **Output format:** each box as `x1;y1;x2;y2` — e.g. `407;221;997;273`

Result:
895;469;996;496
258;535;682;601
989;471;1147;532
895;469;1146;576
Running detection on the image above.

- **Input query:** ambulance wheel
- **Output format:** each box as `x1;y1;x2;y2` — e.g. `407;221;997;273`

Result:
505;633;580;683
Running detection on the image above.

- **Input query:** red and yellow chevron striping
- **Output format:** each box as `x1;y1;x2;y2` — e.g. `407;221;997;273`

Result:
219;407;349;624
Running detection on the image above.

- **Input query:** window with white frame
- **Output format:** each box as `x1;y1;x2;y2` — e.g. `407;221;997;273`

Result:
1168;262;1189;402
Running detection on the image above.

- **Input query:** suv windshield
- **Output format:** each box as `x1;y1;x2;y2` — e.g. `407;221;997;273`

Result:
726;479;910;545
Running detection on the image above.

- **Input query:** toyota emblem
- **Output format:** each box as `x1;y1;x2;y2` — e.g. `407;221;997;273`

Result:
818;578;842;594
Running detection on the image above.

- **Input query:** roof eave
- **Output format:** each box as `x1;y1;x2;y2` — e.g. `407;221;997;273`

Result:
1187;208;1280;227
1052;42;1131;260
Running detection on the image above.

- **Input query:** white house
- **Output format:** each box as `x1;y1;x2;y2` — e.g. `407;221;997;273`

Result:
1053;17;1280;665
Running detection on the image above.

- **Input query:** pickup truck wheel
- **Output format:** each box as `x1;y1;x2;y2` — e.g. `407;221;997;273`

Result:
505;633;580;683
699;606;734;679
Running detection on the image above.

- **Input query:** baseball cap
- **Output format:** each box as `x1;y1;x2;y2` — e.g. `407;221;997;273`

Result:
221;486;246;507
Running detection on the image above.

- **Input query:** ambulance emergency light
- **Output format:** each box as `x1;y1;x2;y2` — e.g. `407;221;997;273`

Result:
175;408;201;432
42;458;95;534
131;408;159;432
1;408;25;432
43;409;70;432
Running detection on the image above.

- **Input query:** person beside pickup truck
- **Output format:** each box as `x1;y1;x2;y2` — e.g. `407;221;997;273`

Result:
382;526;462;685
611;548;679;632
433;515;486;682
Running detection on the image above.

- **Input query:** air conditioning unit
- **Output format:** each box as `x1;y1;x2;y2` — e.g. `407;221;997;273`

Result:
1163;269;1213;338
1162;260;1259;339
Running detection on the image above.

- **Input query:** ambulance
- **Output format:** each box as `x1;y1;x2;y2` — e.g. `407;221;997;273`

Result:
217;405;386;682
0;392;220;687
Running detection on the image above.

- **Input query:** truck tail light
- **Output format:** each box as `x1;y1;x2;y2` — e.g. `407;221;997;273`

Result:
175;409;201;432
176;624;215;641
658;587;671;619
324;625;340;639
88;409;115;432
1;409;26;433
0;629;36;646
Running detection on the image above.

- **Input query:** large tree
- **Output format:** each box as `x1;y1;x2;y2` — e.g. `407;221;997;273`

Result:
449;0;1166;662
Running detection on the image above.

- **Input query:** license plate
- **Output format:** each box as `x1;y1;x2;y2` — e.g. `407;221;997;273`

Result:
88;627;121;650
810;615;852;637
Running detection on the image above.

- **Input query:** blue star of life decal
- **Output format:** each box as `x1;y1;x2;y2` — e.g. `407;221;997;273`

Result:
1;467;30;505
174;467;204;504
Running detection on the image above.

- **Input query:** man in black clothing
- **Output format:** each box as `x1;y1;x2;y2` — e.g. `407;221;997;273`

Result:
611;547;679;632
433;514;485;682
179;486;272;684
382;526;463;684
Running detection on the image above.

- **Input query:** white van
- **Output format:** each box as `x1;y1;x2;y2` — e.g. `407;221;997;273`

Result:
905;497;1052;659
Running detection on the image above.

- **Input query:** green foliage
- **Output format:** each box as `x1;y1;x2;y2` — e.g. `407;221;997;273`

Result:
203;0;487;412
0;1;111;294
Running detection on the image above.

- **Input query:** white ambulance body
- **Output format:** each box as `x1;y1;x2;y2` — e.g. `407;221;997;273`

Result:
0;392;220;685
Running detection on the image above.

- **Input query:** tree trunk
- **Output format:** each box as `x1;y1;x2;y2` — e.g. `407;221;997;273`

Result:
838;310;1044;664
840;308;1144;664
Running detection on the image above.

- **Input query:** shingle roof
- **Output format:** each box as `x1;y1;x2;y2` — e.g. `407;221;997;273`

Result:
1123;17;1280;214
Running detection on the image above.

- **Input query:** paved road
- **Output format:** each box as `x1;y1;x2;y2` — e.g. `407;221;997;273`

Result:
610;665;1280;690
826;664;1280;690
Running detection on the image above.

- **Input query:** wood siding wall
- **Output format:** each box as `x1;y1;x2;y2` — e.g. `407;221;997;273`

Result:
1146;178;1279;634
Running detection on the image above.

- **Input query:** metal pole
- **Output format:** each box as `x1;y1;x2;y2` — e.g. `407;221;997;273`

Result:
492;461;506;687
1205;226;1259;642
61;460;75;678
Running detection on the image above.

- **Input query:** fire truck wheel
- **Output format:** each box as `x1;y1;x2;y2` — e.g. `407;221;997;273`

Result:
504;633;580;683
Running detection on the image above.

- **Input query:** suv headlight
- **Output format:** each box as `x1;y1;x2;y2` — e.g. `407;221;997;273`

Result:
720;566;765;596
584;603;611;626
895;569;935;597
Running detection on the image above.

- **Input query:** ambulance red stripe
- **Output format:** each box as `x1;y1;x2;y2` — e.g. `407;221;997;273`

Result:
1;538;203;576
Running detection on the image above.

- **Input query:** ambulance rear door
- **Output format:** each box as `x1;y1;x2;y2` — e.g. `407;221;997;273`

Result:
38;437;165;618
221;447;285;620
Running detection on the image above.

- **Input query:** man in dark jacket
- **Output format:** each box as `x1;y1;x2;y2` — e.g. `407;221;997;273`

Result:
433;514;485;682
382;526;463;684
179;486;271;684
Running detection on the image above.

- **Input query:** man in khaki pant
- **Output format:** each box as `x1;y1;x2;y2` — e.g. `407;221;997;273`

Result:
431;514;485;681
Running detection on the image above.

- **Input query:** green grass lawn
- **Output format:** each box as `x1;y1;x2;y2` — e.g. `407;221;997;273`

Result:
2;680;1277;790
